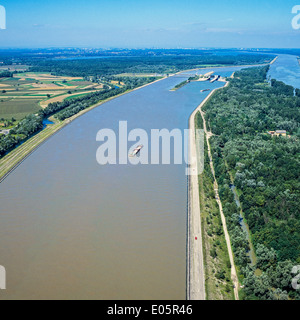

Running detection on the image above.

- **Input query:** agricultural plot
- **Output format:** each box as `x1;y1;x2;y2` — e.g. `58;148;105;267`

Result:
0;98;41;120
0;72;105;120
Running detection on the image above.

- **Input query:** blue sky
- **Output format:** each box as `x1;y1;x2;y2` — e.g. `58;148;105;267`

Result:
0;0;299;48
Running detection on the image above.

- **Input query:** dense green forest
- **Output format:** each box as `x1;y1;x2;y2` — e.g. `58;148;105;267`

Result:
0;71;13;78
203;66;300;300
26;53;274;77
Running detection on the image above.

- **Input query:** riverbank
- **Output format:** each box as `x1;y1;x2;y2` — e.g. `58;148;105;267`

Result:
270;56;278;65
187;79;239;300
170;80;189;91
0;76;166;183
187;94;206;300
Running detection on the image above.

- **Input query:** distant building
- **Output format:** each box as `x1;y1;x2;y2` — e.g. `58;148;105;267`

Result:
268;130;287;137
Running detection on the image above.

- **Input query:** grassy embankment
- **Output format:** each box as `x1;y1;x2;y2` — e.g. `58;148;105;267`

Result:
170;80;189;91
195;111;234;300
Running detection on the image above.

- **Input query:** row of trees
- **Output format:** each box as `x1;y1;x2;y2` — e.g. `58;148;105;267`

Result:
27;54;274;77
0;114;43;156
172;80;188;90
54;87;126;121
203;66;300;300
40;77;157;121
0;71;13;78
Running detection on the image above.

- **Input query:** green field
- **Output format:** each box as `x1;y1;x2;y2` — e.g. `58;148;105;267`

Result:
0;72;104;122
64;92;91;100
0;98;41;120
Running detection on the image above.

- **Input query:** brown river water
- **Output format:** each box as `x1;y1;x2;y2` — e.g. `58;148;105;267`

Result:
0;68;243;299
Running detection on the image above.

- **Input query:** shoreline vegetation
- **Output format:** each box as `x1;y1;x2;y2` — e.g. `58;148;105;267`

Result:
187;54;299;300
197;64;299;300
170;80;189;91
170;75;203;91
